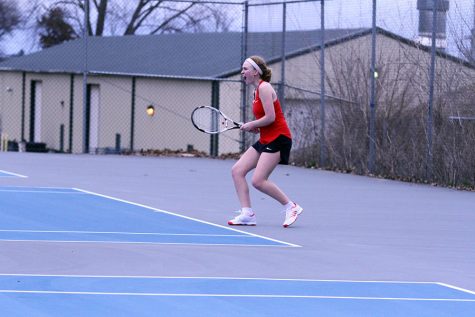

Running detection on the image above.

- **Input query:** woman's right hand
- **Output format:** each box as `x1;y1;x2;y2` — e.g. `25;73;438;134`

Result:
240;122;259;134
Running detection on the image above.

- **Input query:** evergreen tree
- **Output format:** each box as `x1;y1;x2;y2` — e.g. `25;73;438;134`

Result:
38;7;77;49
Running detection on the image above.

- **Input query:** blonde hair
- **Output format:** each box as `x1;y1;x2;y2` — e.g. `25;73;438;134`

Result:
248;55;272;82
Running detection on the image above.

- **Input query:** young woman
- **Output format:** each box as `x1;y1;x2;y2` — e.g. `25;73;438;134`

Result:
228;55;303;228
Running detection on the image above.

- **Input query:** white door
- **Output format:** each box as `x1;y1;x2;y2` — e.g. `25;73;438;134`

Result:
34;82;42;142
89;85;100;152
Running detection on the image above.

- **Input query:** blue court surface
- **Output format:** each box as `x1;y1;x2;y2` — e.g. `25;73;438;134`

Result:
0;275;474;316
0;186;295;247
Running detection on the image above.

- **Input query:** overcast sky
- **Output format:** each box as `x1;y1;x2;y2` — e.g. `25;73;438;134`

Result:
2;0;474;58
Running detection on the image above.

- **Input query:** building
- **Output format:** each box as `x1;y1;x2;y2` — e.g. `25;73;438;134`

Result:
0;28;474;155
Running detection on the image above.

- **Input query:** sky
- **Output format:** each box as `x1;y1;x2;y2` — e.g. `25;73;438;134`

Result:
246;0;474;57
2;0;474;59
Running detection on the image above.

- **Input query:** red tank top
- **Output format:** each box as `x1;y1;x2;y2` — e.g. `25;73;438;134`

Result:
252;81;292;144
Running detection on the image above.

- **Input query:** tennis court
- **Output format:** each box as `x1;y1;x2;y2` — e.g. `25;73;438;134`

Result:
1;152;474;316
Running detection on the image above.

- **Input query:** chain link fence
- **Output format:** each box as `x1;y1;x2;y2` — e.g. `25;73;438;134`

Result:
0;0;474;188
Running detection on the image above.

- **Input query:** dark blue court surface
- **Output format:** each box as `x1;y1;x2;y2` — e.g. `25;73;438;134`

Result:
0;275;474;317
0;186;296;247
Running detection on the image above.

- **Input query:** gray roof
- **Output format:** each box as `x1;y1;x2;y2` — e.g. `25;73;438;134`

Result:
0;29;366;78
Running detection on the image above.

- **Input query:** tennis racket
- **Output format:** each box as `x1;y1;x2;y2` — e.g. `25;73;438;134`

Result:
191;106;241;134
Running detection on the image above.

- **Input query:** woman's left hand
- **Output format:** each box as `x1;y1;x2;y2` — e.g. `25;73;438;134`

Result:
240;123;259;134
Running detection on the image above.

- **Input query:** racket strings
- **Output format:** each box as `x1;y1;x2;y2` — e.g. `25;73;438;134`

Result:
192;107;227;133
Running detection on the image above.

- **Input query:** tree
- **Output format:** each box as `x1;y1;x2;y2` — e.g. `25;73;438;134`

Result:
38;7;78;48
48;0;235;37
0;0;22;39
446;1;475;65
293;33;475;187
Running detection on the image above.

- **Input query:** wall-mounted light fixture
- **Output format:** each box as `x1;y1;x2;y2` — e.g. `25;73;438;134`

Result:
146;105;155;117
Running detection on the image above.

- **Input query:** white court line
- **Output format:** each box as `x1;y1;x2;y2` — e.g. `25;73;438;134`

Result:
74;188;301;248
0;186;83;194
0;289;473;302
0;190;85;194
437;283;475;296
0;170;27;178
0;186;74;189
0;274;444;283
0;239;286;247
0;229;250;237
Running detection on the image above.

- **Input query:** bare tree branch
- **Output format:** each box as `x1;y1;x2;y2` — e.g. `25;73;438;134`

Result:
0;0;22;39
43;0;234;36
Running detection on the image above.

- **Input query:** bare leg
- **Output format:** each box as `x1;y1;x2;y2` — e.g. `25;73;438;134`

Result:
231;147;260;208
251;152;290;205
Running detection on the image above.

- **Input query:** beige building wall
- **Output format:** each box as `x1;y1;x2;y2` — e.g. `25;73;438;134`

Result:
0;71;244;155
133;77;212;153
0;72;73;149
69;75;224;154
280;33;474;103
85;75;131;153
30;73;71;149
0;72;23;141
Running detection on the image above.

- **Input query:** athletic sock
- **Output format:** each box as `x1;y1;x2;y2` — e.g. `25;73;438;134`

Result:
241;207;254;215
284;201;294;211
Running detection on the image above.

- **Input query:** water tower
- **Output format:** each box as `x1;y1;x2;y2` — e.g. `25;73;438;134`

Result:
416;0;450;50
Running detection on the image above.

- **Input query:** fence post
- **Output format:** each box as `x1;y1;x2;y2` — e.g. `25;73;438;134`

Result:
130;77;136;152
21;72;26;142
68;74;74;153
319;0;326;167
279;2;287;112
426;0;439;180
210;80;220;157
60;124;64;152
82;0;90;154
115;133;121;153
240;1;249;153
368;0;377;173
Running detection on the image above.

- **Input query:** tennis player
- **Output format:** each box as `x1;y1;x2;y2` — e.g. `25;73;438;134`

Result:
228;55;303;228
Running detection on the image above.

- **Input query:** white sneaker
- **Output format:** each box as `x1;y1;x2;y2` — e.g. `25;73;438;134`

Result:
283;203;303;228
228;210;256;226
